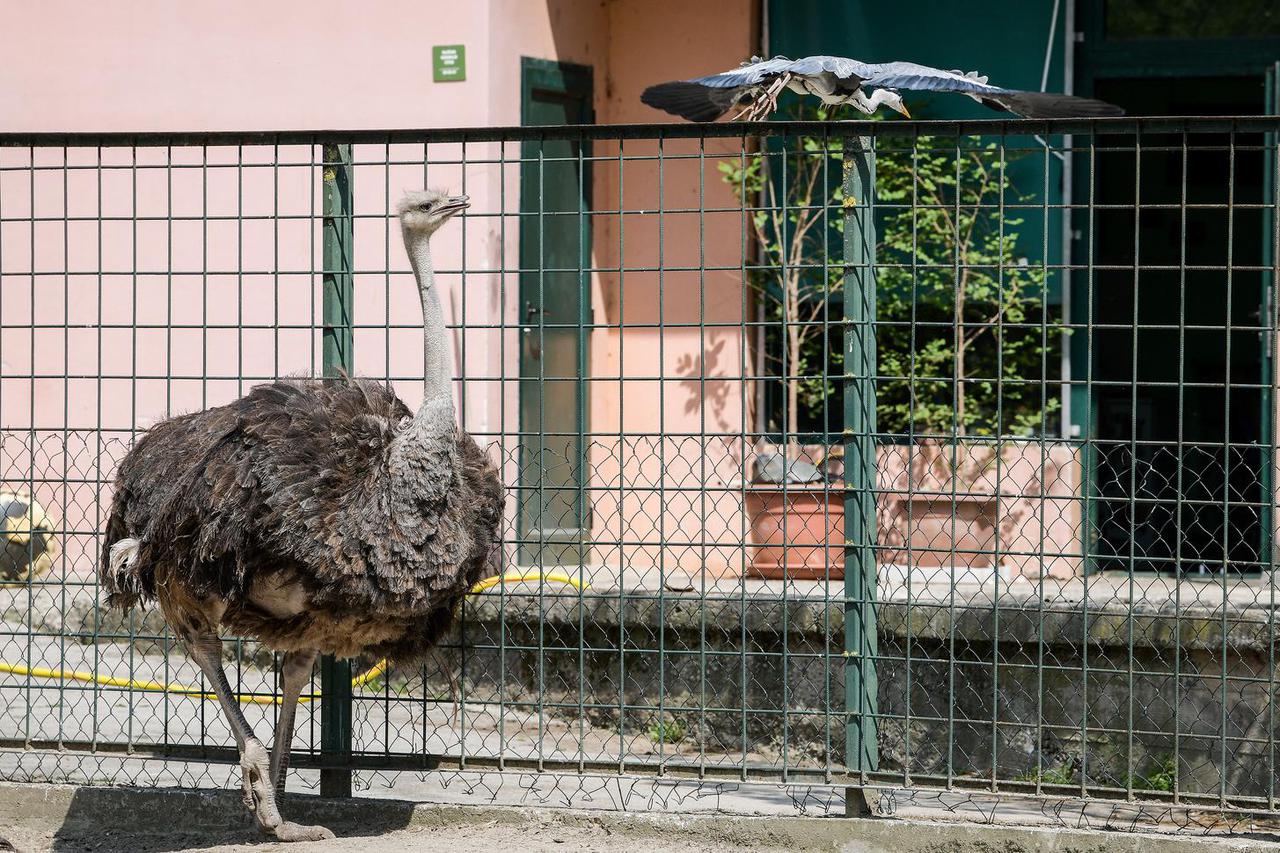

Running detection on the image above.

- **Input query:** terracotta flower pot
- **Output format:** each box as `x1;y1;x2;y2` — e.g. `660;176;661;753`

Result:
745;486;844;580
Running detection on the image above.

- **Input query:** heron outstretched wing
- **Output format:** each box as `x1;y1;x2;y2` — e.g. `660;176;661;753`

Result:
850;61;1122;117
781;55;880;83
854;61;1012;96
691;55;882;87
643;56;875;121
641;55;1124;121
641;57;798;121
685;56;798;89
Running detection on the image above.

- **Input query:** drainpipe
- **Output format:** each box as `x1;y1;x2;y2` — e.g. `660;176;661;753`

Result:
1062;0;1076;439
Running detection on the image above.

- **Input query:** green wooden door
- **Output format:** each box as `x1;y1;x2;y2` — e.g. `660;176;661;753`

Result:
518;58;592;567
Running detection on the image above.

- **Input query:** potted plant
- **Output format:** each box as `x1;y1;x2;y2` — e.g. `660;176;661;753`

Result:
723;112;1061;581
874;135;1063;577
720;117;848;580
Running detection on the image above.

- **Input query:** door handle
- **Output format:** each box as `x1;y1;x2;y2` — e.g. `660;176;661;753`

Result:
524;301;544;359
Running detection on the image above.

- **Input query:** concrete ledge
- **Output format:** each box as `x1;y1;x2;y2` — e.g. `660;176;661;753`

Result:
467;591;1278;654
0;781;1272;852
7;577;1278;657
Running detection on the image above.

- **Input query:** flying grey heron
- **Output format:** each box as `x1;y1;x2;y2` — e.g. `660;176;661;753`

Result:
641;55;1124;122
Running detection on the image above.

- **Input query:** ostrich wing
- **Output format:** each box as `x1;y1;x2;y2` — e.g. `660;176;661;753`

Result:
100;378;419;608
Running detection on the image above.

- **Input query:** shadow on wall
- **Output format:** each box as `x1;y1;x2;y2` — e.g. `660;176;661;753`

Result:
675;335;739;434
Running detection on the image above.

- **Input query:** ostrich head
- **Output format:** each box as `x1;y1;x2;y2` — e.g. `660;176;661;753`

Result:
397;189;469;237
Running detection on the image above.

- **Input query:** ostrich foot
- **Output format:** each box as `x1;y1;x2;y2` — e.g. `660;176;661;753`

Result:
241;740;335;842
274;821;338;843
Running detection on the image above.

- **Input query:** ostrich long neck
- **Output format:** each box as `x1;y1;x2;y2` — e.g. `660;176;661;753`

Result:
388;228;458;483
406;232;455;402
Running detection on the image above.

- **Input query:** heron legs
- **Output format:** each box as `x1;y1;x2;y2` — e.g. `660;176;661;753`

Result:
187;633;334;843
730;72;793;121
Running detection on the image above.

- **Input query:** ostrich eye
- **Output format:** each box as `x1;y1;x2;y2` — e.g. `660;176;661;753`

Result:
418;203;434;212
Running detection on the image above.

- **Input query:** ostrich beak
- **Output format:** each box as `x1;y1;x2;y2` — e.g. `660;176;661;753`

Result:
438;195;470;216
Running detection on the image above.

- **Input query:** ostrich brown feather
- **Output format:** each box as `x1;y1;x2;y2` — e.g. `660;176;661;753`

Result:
100;375;502;660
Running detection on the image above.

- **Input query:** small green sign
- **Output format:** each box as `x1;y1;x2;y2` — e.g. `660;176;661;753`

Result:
433;45;466;83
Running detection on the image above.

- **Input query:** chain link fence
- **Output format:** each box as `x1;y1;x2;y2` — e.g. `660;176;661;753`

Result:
0;117;1278;830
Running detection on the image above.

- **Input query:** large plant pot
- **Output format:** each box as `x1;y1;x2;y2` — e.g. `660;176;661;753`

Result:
745;486;844;580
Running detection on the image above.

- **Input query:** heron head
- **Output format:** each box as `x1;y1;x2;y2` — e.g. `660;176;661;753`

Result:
397;189;470;236
881;90;911;119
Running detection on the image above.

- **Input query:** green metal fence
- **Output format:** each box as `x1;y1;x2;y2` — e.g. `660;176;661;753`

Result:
0;117;1277;829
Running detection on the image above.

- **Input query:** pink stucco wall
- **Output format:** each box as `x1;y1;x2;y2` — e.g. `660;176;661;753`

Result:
584;1;760;578
1;1;501;132
0;0;760;581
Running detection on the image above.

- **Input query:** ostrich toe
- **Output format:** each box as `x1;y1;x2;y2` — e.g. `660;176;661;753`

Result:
241;740;334;841
275;821;338;842
241;741;283;829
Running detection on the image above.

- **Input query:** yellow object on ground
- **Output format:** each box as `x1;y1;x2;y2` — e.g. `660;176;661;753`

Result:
0;491;60;585
468;569;585;595
0;569;587;705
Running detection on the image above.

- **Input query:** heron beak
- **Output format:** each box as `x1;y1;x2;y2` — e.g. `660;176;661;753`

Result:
896;102;912;119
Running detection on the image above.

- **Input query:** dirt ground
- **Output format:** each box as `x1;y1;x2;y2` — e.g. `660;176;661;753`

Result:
3;781;1276;853
3;817;768;853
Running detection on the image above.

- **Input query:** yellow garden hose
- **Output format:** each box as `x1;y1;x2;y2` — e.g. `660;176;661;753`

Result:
0;569;587;705
467;568;582;595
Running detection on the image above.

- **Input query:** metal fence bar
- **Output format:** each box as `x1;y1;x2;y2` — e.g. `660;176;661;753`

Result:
319;141;354;798
1172;128;1189;804
7;115;1280;148
842;135;878;806
1268;116;1280;814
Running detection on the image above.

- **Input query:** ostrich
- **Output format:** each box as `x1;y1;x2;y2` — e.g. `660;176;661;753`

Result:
99;189;502;842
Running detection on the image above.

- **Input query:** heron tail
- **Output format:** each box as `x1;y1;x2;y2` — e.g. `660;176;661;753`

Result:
986;91;1125;119
641;81;739;122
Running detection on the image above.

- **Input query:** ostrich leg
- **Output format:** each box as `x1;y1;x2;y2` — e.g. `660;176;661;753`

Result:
270;649;318;796
188;633;334;842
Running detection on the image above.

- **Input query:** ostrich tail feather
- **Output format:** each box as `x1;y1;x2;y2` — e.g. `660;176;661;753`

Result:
104;537;145;605
108;537;140;574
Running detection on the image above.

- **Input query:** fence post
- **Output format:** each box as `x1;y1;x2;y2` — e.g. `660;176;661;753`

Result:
320;141;354;798
842;135;879;815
